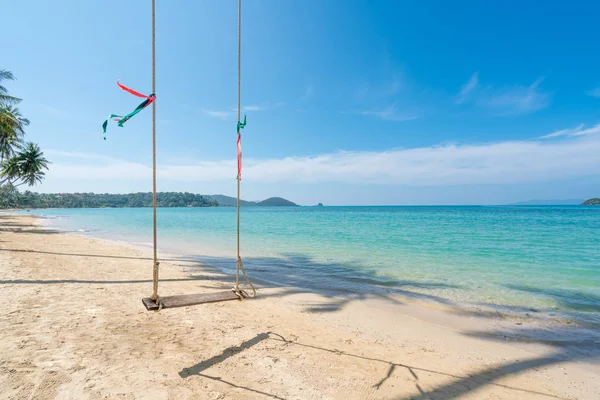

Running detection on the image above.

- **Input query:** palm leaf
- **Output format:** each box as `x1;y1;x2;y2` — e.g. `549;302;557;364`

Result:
0;70;21;106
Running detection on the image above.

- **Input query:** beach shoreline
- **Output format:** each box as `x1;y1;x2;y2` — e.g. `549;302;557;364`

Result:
1;213;599;399
20;205;600;333
32;210;600;335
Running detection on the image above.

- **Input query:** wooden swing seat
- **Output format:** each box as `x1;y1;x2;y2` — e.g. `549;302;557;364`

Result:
142;290;246;310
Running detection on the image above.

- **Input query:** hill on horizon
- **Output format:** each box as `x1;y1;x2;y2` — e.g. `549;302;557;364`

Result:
255;197;298;207
207;195;298;207
507;199;584;206
582;198;600;205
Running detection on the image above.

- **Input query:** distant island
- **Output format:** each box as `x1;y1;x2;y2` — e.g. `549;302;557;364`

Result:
0;190;297;209
582;198;600;205
508;199;584;206
206;195;297;207
254;197;298;207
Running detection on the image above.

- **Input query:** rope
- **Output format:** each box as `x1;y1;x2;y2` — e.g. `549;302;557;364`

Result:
236;257;256;297
150;0;162;310
234;0;256;298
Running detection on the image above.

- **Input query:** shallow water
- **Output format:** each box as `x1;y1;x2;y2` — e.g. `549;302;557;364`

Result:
21;205;600;326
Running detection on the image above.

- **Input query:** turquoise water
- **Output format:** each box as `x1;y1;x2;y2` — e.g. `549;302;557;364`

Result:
22;206;600;325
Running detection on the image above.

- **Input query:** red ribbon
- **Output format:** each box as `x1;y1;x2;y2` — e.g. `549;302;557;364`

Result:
117;81;152;99
237;134;242;180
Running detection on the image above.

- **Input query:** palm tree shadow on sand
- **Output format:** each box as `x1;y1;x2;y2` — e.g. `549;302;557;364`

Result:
171;253;599;399
179;252;464;312
177;330;596;400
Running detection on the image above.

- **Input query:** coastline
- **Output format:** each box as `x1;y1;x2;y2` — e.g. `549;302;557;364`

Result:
1;214;599;399
32;209;600;330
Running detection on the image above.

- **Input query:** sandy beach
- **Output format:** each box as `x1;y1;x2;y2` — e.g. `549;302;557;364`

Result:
0;213;598;400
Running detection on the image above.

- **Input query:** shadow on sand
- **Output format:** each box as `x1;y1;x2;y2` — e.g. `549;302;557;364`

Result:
178;331;591;400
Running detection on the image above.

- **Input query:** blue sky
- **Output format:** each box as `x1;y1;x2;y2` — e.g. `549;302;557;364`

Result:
3;0;600;205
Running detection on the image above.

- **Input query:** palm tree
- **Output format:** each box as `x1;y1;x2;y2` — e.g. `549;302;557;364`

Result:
0;143;49;188
0;69;27;160
0;69;21;106
15;143;49;186
0;105;28;159
0;69;50;194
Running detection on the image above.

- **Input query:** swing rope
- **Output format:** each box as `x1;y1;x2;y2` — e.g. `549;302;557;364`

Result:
150;0;162;310
147;0;254;306
234;0;256;298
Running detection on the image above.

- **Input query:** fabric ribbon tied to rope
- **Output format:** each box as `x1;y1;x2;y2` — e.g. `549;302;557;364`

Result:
237;115;246;180
101;81;156;139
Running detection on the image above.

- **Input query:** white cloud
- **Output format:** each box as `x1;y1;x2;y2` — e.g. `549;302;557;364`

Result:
478;78;550;115
385;74;403;96
201;103;280;119
200;109;230;119
539;123;600;139
351;72;428;121
456;72;479;104
43;131;600;187
457;75;551;116
299;85;314;101
241;105;263;111
356;74;404;101
354;104;420;122
229;103;285;113
586;88;600;98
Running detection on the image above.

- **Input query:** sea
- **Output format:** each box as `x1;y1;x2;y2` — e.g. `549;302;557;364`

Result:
18;206;600;328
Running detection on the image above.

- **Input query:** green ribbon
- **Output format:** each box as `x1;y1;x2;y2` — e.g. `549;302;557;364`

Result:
102;114;124;140
237;115;247;132
117;94;155;127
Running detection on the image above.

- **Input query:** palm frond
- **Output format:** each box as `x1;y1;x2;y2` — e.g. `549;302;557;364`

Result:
0;70;20;106
0;93;22;106
0;156;20;180
0;70;16;82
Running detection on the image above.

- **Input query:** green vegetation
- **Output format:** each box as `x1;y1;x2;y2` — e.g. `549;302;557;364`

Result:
0;69;49;191
582;198;600;205
0;191;217;209
0;191;300;209
206;194;256;207
206;195;298;207
256;197;298;206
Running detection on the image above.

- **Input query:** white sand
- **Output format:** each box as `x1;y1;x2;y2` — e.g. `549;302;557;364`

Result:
1;214;598;399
